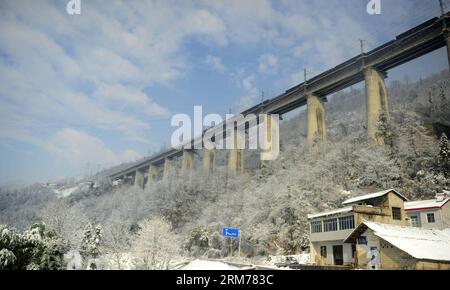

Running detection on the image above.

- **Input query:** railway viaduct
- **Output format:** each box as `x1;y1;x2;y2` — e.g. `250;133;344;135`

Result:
110;12;450;189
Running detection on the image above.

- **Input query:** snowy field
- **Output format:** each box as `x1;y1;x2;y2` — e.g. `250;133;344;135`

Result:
181;260;242;270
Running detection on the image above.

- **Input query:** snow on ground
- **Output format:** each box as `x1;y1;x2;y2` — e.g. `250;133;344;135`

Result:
181;259;240;270
54;186;79;198
96;253;136;270
293;253;310;265
64;250;83;270
441;228;450;237
263;253;310;266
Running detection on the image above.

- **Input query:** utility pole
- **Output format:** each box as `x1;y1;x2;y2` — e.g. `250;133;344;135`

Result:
259;89;265;114
303;68;309;95
238;230;242;258
359;39;366;55
359;39;366;68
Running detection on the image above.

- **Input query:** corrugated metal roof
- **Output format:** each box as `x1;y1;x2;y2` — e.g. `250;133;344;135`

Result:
342;189;408;205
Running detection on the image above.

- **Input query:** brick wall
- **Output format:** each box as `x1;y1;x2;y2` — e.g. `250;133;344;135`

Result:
379;239;416;270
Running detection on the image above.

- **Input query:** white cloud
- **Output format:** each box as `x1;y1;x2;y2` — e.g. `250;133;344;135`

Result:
242;75;257;93
46;128;141;167
238;74;259;108
258;53;278;73
0;0;436;180
93;84;169;116
0;0;204;149
205;55;226;72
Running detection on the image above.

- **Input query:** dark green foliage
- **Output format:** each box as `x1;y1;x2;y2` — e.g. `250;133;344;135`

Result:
184;226;210;257
438;133;449;175
0;223;67;270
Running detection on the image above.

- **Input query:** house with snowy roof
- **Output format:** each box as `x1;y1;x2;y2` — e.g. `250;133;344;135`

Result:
404;191;450;229
344;221;450;270
307;189;409;267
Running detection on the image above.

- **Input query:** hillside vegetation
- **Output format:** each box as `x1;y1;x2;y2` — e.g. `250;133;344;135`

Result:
1;70;449;268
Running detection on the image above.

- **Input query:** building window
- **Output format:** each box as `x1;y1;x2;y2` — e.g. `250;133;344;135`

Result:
392;207;402;220
410;215;420;227
358;236;367;245
311;221;322;233
427;213;435;223
324;218;338;232
320;246;327;258
351;244;356;258
339;216;355;230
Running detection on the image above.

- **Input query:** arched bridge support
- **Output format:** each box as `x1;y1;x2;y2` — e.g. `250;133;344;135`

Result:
134;168;146;189
307;94;327;152
148;165;158;183
365;68;390;145
228;128;245;176
203;149;216;173
181;150;194;171
163;158;173;180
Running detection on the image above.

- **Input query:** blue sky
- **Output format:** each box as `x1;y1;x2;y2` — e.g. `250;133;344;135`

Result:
0;0;449;184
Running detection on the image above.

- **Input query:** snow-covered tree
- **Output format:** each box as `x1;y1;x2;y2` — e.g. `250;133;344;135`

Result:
132;218;180;270
0;249;16;270
40;200;89;246
102;221;131;270
80;223;102;269
184;226;210;257
439;133;449;165
299;234;310;252
0;223;66;270
376;111;395;147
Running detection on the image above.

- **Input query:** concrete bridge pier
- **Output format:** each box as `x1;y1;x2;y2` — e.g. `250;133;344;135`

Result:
163;158;173;180
181;150;194;170
260;114;280;161
148;165;159;183
307;94;327;152
203;149;216;173
134;169;146;189
228;128;245;175
365;68;390;145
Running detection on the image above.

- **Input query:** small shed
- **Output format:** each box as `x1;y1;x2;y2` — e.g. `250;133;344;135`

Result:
344;221;450;270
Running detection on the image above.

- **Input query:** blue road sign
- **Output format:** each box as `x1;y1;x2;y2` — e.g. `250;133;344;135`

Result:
222;227;239;238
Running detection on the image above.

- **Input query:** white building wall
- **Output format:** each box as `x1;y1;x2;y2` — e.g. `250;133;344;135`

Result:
311;240;355;266
407;209;444;229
